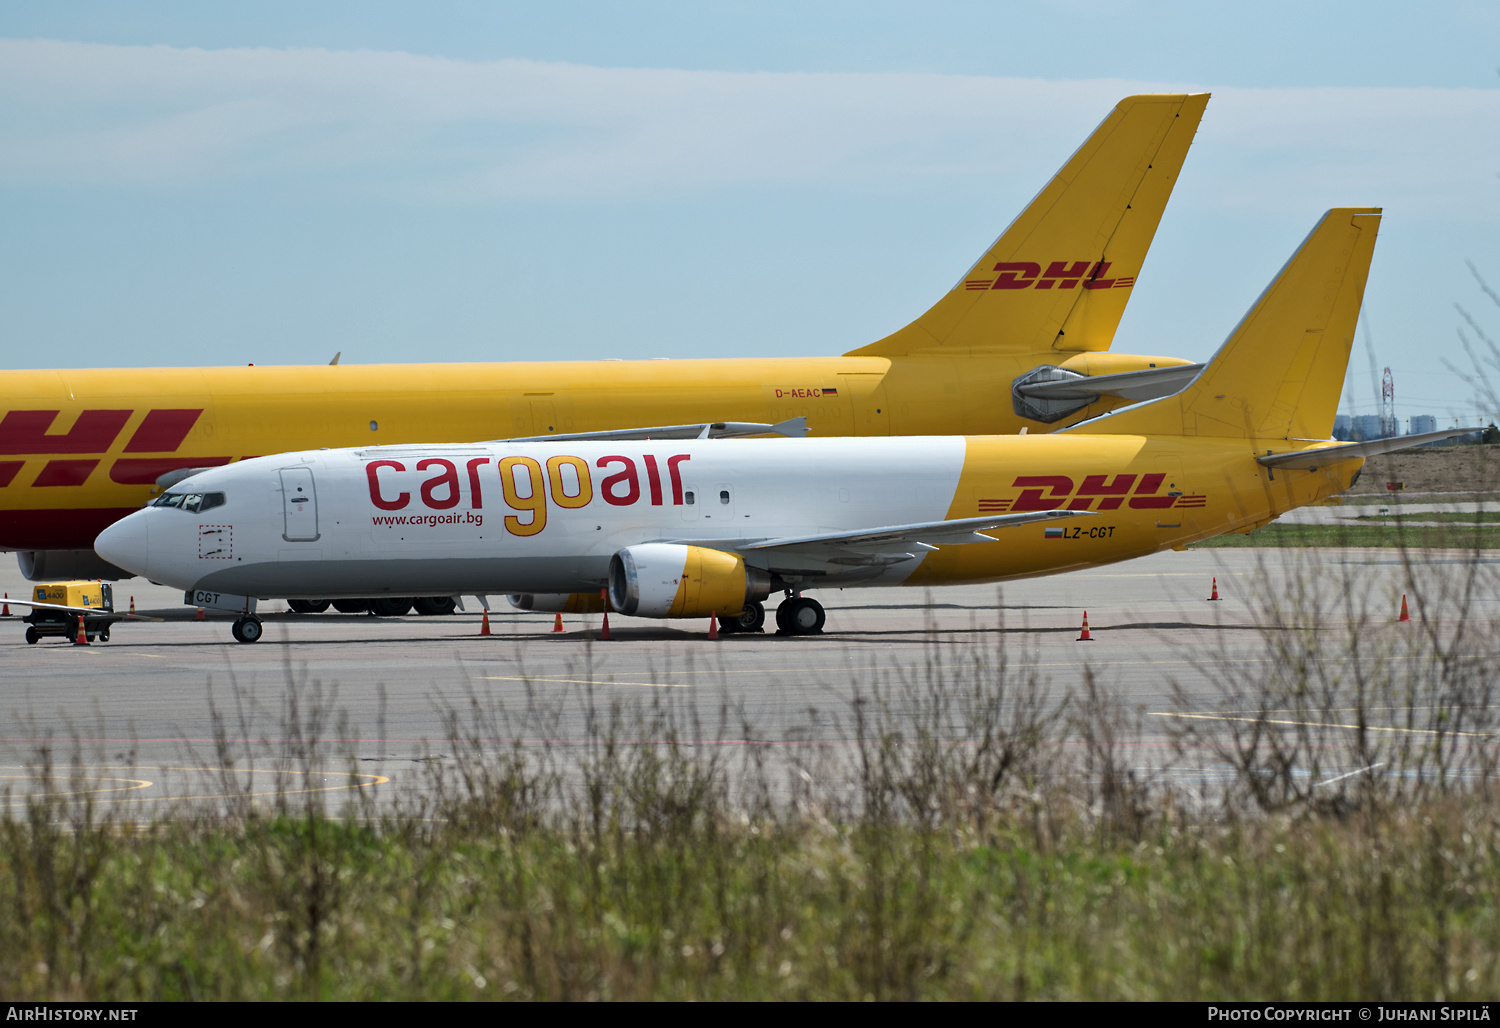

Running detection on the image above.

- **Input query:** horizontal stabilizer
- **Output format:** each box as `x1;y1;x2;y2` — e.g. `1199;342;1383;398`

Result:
506;417;808;443
1015;362;1204;403
1257;428;1484;470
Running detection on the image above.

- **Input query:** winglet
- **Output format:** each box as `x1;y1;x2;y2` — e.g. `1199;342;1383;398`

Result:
846;93;1209;358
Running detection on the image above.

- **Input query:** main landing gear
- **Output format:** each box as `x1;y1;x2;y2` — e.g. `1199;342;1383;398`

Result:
713;593;824;636
774;593;825;636
231;616;263;644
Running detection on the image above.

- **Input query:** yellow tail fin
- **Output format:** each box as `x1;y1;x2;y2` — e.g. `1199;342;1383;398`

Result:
846;93;1208;359
1067;207;1382;440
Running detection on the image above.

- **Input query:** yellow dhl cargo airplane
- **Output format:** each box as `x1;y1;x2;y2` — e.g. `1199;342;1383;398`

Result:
94;206;1475;642
3;93;1210;579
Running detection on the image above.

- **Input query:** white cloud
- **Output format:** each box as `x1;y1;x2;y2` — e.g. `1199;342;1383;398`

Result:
0;39;1496;218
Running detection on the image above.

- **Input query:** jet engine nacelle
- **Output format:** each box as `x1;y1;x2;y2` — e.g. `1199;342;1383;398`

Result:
507;592;608;614
608;543;770;619
17;550;135;582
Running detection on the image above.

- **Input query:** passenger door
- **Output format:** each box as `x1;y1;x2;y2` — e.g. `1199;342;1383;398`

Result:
279;467;319;541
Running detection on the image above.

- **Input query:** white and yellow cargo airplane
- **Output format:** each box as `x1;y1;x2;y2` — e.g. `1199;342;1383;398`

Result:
4;94;1210;585
95;207;1474;643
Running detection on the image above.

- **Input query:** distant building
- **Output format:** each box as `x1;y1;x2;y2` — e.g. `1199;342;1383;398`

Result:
1410;414;1437;435
1352;414;1385;441
1333;414;1353;441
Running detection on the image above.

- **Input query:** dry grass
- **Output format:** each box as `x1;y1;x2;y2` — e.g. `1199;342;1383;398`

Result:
4;550;1500;1000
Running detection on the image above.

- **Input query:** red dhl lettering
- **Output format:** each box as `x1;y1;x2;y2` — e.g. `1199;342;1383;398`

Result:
0;408;238;490
962;261;1135;292
980;473;1207;513
0;408;205;454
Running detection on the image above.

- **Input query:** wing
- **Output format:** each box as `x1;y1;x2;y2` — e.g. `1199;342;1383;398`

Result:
721;510;1092;569
501;417;808;443
5;598;165;622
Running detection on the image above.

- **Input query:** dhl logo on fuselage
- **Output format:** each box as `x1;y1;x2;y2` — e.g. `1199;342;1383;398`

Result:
0;408;232;488
963;261;1135;292
977;474;1206;514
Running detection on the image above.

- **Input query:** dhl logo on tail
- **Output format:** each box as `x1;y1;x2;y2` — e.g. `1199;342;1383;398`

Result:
963;261;1136;292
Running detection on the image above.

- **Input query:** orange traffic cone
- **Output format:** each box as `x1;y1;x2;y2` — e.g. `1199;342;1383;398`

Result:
480;610;492;636
552;613;564;633
708;611;719;640
1399;594;1410;622
1076;610;1094;642
601;609;612;641
195;606;205;621
1;593;9;617
73;617;89;646
128;596;136;615
1208;577;1221;601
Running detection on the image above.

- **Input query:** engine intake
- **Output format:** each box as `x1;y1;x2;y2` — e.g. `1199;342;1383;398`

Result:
608;543;770;619
17;549;135;582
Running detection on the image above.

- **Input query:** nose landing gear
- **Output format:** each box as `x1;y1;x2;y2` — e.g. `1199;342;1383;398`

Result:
231;616;263;644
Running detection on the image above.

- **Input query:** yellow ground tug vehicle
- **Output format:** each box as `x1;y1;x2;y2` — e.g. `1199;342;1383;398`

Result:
21;580;121;643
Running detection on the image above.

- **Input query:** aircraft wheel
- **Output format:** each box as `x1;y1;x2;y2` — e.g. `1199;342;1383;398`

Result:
25;626;38;645
231;616;263;644
288;599;330;614
414;596;457;617
781;597;825;635
722;601;765;634
332;599;369;614
371;597;414;617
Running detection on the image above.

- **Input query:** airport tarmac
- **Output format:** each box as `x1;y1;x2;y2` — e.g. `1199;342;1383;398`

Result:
3;545;1497;814
1277;497;1499;525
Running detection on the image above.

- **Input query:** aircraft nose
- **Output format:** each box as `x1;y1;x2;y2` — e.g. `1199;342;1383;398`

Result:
95;512;151;577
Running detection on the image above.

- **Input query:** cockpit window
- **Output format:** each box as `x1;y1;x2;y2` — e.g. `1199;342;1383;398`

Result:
150;491;226;513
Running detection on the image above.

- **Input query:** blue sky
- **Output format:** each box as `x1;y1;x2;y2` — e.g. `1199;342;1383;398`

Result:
2;2;1497;425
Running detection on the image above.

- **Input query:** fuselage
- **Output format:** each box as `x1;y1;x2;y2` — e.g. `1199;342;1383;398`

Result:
96;433;1360;601
0;350;1189;553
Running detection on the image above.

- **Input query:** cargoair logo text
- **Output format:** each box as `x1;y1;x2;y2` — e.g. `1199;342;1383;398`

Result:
964;261;1135;292
977;474;1206;513
0;409;232;488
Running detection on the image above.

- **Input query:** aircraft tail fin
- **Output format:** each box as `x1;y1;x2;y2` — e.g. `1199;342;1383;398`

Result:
846;92;1208;359
1064;207;1382;440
